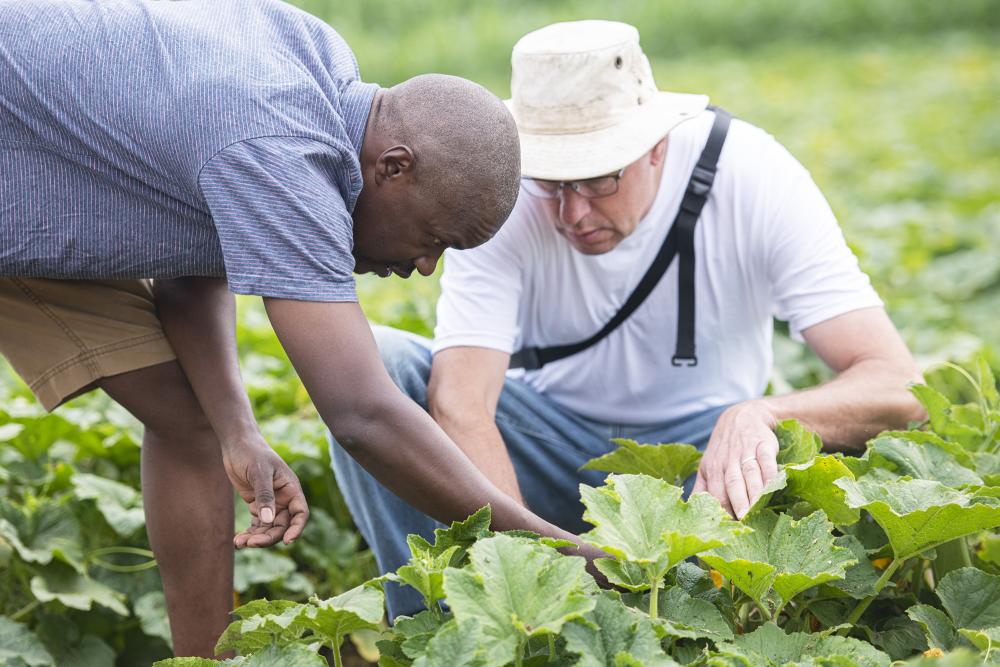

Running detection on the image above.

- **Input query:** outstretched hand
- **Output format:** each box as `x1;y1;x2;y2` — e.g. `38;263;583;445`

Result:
692;400;780;519
222;438;310;548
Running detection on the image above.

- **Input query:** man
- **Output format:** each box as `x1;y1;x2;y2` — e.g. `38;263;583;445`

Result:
329;20;927;619
1;0;591;656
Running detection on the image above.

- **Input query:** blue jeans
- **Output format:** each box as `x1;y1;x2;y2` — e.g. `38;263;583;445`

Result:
328;326;729;619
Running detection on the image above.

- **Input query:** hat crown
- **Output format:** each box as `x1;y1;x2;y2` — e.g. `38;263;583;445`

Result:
511;20;658;135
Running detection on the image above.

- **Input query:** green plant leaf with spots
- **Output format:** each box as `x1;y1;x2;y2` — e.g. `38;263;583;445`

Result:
715;622;890;667
784;455;860;525
865;434;982;487
701;510;855;618
581;439;702;487
579;475;746;605
442;534;595;666
835;477;1000;560
562;592;678;667
775;420;823;466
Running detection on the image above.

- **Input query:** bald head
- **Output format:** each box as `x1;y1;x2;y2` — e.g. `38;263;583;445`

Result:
375;74;520;248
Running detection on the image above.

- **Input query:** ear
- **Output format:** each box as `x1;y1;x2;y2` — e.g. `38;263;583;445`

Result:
649;136;668;166
374;144;416;185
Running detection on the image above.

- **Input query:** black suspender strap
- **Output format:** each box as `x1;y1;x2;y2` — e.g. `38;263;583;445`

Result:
509;107;732;372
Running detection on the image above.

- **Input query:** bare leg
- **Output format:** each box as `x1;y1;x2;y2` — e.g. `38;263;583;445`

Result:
99;361;234;658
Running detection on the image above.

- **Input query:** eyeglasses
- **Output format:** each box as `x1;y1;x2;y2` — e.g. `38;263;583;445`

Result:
521;167;626;200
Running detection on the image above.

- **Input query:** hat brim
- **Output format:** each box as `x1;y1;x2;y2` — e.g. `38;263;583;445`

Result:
505;92;709;181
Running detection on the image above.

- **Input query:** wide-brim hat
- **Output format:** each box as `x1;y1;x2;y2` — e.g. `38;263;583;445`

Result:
506;20;708;181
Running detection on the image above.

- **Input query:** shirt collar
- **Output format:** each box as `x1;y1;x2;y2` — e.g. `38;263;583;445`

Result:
341;80;380;156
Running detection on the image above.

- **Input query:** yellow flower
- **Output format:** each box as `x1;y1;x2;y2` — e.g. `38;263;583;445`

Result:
709;569;724;588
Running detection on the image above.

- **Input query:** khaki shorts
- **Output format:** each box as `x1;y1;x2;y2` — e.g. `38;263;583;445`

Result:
0;278;176;411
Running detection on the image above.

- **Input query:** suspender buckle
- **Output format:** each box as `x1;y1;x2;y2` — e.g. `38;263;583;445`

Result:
510;347;542;371
671;355;698;367
689;165;716;196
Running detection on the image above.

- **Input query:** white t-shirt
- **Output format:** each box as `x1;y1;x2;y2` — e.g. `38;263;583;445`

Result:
433;110;883;425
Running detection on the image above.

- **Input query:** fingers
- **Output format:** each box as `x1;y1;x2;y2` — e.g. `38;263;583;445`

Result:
282;489;310;545
252;469;277;527
235;508;291;548
724;460;751;520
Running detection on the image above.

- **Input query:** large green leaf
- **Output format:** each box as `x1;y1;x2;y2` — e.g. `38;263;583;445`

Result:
906;604;960;651
865;434;982;487
784;455;860;525
702;510;855;615
396;610;447;659
775;420;822;465
242;644;324;666
301;583;385;650
581;439;701;487
411;619;486;667
443;534;594;665
30;562;129;616
827;535;883;600
580;475;746;592
0;498;84;572
648;586;734;643
716;622;890;667
134;591;173;648
562;592;677;667
412;505;492;562
835;476;1000;559
71;472;146;536
936;567;1000;630
233;547;298;592
0;618;54;667
215;600;307;654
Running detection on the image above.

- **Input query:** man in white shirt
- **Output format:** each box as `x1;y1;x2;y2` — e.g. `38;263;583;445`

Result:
329;20;925;619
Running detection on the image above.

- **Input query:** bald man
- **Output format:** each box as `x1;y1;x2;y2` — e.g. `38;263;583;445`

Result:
0;0;581;657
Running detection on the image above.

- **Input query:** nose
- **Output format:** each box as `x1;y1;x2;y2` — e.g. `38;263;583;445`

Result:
414;248;444;277
558;188;592;227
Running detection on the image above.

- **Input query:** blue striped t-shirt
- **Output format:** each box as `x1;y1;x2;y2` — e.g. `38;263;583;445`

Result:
0;0;377;301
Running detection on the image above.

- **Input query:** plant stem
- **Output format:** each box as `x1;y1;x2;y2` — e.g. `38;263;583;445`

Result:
840;557;902;634
548;634;556;662
647;567;661;618
933;538;972;584
9;599;40;622
332;638;344;667
515;639;525;667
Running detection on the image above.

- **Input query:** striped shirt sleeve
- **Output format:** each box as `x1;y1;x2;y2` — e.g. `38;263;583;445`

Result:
198;136;358;301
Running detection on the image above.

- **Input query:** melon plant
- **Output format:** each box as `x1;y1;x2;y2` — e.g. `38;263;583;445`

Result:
145;356;1000;666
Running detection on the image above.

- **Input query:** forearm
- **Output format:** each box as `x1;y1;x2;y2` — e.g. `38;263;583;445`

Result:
758;357;926;451
430;406;525;504
153;277;259;447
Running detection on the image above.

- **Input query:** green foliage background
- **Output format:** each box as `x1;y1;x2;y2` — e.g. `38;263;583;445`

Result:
1;1;998;664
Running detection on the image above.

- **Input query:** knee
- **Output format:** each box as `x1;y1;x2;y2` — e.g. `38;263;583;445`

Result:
371;326;431;400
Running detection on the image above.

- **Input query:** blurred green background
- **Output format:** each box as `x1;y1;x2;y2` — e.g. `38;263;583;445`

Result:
1;1;998;664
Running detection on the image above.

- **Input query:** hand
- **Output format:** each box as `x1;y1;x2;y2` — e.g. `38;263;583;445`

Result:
692;401;780;520
222;436;310;548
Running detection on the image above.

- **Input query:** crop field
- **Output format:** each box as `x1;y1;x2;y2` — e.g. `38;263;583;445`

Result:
1;1;999;665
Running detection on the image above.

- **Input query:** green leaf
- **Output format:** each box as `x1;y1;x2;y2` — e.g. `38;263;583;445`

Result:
443;534;594;665
978;357;999;408
301;583;385;650
396;610;447;659
868;615;928;661
702;511;855;614
956;626;1000;651
580;475;746;591
233;547;297;592
423;505;492;562
242;643;324;666
775;420;822;466
215;600;306;655
71;472;145;536
44;635;115;667
910;385;984;450
836;476;1000;559
936;567;1000;630
0;617;54;667
880;430;977;469
716;622;890;667
906;604;959;651
784;455;860;525
865;434;982;487
135;591;173;648
827;535;883;599
648;586;734;643
30;562;129;616
562;592;677;667
0;498;84;572
394;539;460;608
581;439;701;486
411;619;486;667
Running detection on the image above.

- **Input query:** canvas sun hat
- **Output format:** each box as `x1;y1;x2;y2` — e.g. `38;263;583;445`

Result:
507;20;709;182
